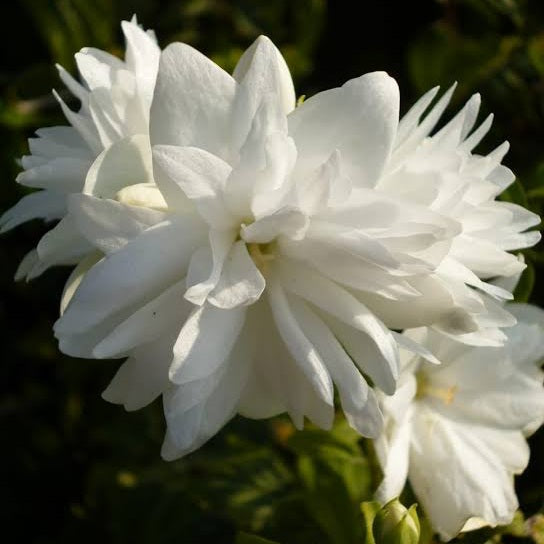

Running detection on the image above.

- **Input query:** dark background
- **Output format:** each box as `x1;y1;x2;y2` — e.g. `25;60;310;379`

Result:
1;1;544;543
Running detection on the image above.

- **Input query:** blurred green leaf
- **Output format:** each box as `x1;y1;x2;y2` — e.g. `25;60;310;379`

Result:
529;34;544;75
235;532;280;544
286;421;371;544
514;260;536;303
408;24;521;98
501;179;530;208
361;501;381;544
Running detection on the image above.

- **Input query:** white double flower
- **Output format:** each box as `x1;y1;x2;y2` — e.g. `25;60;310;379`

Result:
2;28;540;466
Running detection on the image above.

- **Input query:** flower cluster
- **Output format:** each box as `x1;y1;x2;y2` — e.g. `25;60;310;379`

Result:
3;18;543;540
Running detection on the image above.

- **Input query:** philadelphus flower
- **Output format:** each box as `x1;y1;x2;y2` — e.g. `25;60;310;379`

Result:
378;87;541;346
375;303;544;541
0;17;161;280
50;33;539;459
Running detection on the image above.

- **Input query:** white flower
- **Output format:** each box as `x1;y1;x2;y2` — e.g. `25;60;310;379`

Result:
378;87;541;345
375;303;544;541
0;17;161;280
54;36;465;458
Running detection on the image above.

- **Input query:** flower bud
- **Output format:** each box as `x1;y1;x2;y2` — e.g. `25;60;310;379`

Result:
372;498;420;544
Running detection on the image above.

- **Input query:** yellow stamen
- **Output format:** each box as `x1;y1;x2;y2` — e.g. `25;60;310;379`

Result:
417;374;457;405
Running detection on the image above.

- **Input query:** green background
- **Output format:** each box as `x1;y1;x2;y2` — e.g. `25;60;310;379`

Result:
1;1;544;542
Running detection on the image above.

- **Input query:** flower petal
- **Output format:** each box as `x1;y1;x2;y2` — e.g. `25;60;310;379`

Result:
169;304;246;384
68;194;165;255
150;42;236;160
231;35;293;151
152;144;234;225
83;135;153;199
375;408;413;501
0;190;65;233
233;35;296;116
102;330;177;411
288;71;399;187
278;260;400;378
241;207;308;244
185;229;237;305
291;297;383;437
267;271;334;406
94;279;191;358
55;215;206;335
409;407;523;541
121;19;160;110
208;241;266;309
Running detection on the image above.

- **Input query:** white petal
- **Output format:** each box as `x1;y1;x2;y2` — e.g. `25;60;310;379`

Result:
230;35;292;151
121;20;160;110
224;100;295;219
438;256;513;301
94;279;191;358
238;300;334;428
278;260;400;377
60;252;101;315
326;317;398;395
391;83;457;169
296;149;352;215
169;304;246;384
267;272;334;405
461;114;493;152
0;190;65;233
75;47;124;90
55;216;206;335
83;135;153;199
162;327;252;459
375;409;413;501
392;331;441;365
305;220;400;270
208;241;266;309
102;331;177;411
16;157;91;194
185;229;237;305
396;86;439;146
36;213;94;268
56;64;89;105
241;207;308;243
280;236;419;300
288;71;399;187
68;194;165;255
53;89;102;154
409;407;522;541
87;88;124;148
361;274;456;330
150;42;236;160
291;297;383;437
233;35;296;116
29;125;91;159
451;235;526;279
152;144;234;226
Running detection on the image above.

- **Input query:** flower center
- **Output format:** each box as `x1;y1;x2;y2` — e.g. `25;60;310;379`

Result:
416;373;457;405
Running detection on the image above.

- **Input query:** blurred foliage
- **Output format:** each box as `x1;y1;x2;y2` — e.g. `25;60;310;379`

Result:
1;1;544;543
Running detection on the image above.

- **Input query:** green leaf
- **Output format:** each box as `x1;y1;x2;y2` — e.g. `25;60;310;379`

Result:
529;34;544;75
500;179;529;208
191;437;295;533
408;24;520;98
361;501;381;544
286;421;372;544
514;260;535;303
235;532;281;544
